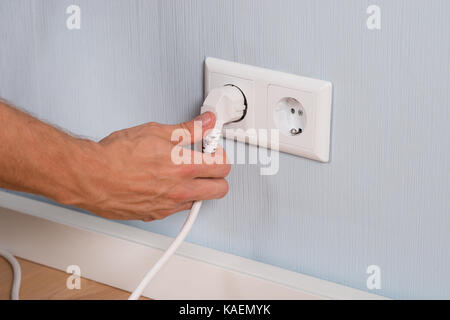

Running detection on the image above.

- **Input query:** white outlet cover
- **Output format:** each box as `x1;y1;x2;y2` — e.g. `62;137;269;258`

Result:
204;57;332;162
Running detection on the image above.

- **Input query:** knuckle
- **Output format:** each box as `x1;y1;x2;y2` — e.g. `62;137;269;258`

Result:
146;121;159;128
145;123;159;134
109;130;121;138
102;130;122;142
143;122;164;135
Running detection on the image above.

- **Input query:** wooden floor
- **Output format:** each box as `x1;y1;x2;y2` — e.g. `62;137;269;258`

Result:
0;256;148;300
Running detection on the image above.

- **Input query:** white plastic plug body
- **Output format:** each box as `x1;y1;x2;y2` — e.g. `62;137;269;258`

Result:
200;85;246;153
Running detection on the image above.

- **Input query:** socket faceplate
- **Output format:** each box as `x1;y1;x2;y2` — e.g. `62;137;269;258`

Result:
204;57;332;162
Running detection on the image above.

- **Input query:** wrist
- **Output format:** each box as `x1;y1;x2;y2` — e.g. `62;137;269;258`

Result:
52;138;106;209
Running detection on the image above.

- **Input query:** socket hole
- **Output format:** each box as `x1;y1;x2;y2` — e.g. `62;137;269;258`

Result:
274;97;307;137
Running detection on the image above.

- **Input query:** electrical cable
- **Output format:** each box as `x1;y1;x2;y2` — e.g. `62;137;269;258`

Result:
128;200;202;300
0;248;22;300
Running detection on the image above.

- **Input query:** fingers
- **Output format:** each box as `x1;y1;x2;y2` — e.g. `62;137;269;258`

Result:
189;178;229;201
170;178;229;203
191;160;231;178
177;145;230;178
162;112;216;145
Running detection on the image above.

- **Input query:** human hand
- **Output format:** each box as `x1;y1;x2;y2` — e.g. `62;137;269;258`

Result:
70;112;230;221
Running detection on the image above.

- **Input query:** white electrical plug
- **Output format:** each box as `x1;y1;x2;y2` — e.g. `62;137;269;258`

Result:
200;85;246;153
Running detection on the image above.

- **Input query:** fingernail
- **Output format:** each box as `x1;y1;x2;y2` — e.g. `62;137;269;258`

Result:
195;112;214;128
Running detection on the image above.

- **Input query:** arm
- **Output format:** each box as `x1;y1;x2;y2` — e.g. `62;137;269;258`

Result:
0;99;230;221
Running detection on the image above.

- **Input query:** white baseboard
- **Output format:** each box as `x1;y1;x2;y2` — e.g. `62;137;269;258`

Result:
0;191;384;300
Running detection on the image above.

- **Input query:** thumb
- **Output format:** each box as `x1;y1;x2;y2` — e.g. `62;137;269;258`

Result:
164;112;216;145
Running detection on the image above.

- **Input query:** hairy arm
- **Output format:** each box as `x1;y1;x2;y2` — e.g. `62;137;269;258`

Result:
0;100;229;221
0;100;98;203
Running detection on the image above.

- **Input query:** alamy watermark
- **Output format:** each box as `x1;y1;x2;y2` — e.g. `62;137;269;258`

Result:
66;5;81;30
66;264;81;290
170;122;280;176
367;5;381;30
366;265;382;290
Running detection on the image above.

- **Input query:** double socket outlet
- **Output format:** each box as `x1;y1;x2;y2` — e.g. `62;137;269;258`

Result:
204;57;332;162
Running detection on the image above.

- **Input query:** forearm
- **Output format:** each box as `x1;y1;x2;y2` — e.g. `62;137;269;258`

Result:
0;100;228;221
0;100;99;205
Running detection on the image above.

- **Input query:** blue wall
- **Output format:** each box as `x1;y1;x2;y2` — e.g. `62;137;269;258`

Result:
1;0;449;299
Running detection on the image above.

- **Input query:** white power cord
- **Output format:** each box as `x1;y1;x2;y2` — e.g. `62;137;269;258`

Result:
129;85;245;300
128;201;202;300
0;248;22;300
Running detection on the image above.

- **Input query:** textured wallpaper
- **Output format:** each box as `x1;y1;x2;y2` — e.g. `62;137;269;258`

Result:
0;0;449;299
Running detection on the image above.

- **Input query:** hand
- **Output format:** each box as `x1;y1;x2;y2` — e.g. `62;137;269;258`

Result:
71;112;230;221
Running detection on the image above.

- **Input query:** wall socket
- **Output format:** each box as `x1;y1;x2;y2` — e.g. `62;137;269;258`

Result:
204;57;332;162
